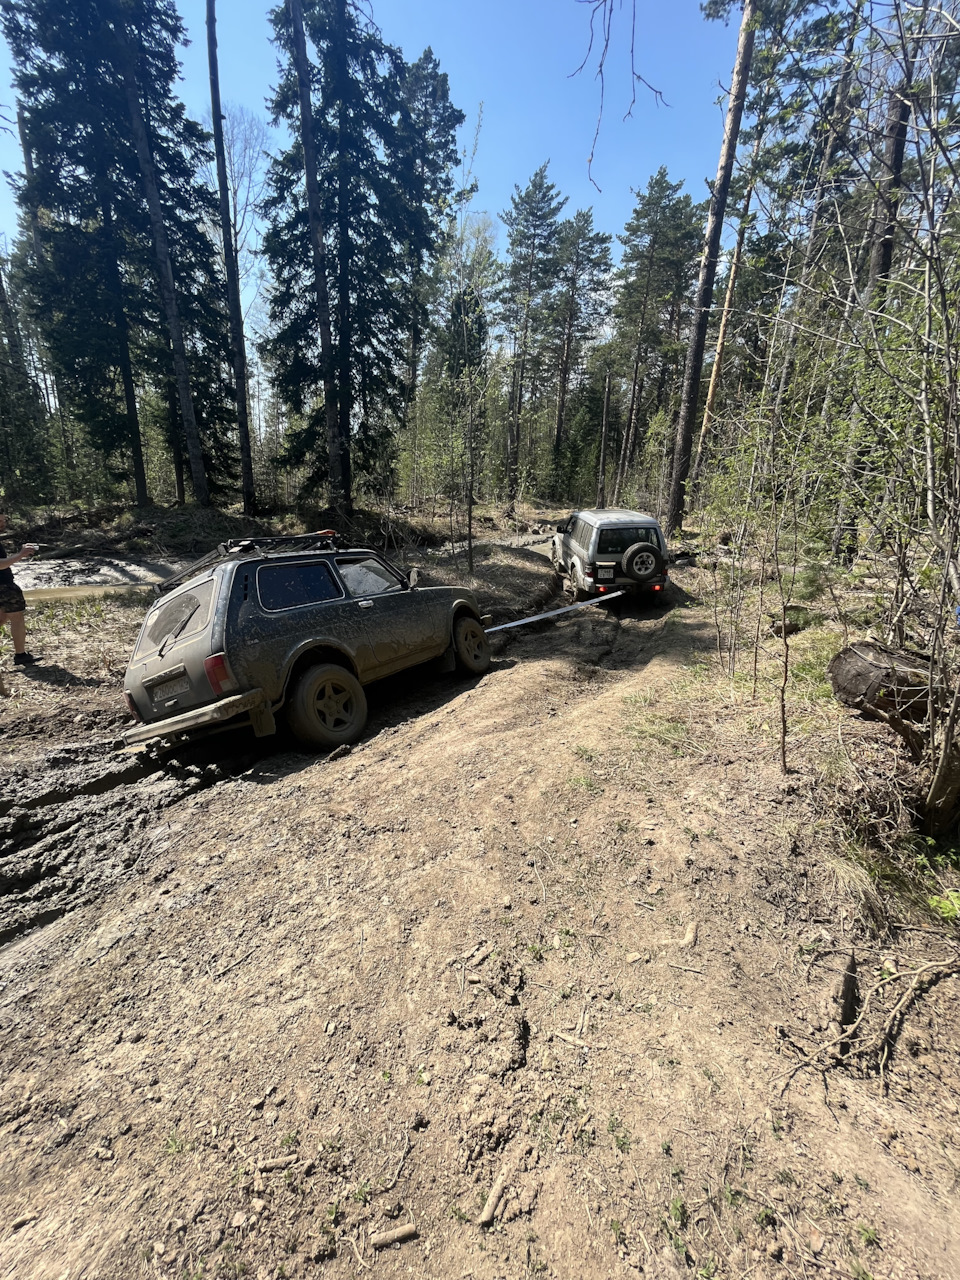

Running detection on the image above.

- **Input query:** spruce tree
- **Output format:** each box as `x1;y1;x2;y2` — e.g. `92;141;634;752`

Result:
2;0;230;506
499;164;567;502
549;209;612;466
263;0;462;511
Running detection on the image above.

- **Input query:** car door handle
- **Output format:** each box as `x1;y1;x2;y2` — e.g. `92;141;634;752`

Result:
358;600;374;609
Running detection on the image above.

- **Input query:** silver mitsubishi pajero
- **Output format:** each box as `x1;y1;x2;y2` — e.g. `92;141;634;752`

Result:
123;534;490;750
551;508;669;601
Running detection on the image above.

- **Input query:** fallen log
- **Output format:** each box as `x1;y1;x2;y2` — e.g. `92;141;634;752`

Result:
827;642;937;723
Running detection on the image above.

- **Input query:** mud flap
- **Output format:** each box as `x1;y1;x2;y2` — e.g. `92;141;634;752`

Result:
249;703;277;737
438;644;457;674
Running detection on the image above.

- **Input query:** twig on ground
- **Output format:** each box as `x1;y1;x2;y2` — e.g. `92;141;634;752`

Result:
379;1130;411;1192
479;1144;532;1226
777;957;960;1094
215;948;257;979
369;1222;417;1249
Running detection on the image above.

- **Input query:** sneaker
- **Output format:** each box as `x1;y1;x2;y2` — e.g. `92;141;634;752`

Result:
13;652;40;667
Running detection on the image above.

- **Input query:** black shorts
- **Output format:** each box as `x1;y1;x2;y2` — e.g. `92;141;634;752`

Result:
0;582;26;614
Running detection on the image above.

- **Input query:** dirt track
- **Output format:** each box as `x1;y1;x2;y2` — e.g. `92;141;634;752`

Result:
1;568;959;1280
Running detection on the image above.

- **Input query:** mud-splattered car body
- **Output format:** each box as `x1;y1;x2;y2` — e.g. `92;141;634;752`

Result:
123;536;490;748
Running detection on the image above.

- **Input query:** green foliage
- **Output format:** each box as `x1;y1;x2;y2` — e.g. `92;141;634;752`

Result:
263;0;463;505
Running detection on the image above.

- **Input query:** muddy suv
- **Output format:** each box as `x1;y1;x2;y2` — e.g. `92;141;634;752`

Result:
551;508;669;600
122;534;490;749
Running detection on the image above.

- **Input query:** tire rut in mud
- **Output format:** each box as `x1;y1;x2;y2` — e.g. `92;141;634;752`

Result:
0;739;248;950
0;591;675;955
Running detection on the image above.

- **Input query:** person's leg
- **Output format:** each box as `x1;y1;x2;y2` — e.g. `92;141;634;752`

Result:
8;611;26;654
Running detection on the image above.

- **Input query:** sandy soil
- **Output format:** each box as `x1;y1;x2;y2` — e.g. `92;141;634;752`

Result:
1;553;958;1280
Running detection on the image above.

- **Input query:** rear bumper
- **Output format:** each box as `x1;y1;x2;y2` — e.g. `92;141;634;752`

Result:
124;688;267;745
584;576;668;594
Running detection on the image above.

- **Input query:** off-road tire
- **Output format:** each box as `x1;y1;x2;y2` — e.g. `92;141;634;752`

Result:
551;541;564;573
453;614;491;676
621;541;664;584
566;561;590;603
287;663;367;749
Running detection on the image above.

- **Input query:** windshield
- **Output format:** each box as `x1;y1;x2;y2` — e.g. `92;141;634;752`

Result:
596;526;661;555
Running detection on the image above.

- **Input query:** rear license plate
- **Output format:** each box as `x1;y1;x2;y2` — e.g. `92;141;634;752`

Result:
152;676;190;701
597;566;615;580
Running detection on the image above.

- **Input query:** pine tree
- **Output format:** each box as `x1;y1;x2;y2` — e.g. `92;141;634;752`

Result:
499;164;567;502
612;168;704;503
549;209;612;468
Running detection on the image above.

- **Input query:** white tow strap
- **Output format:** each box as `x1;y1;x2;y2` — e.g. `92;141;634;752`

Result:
485;590;626;634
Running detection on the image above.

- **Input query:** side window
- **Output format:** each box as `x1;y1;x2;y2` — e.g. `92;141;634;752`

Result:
572;519;589;548
563;514;577;534
257;561;341;611
336;557;404;597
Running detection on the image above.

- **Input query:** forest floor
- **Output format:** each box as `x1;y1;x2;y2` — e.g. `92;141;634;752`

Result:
0;518;958;1280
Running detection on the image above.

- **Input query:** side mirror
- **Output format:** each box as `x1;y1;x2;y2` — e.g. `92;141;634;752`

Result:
556;523;567;534
408;567;420;589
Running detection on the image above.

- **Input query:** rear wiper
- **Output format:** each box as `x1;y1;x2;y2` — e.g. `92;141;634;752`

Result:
158;603;200;658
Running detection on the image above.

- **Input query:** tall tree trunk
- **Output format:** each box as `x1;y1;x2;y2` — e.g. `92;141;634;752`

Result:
286;0;347;514
771;11;861;424
206;0;255;515
16;109;42;262
334;0;353;513
832;81;912;560
18;104;76;483
111;12;210;506
690;187;751;491
596;369;611;508
614;232;660;504
91;158;149;508
553;309;574;456
666;0;757;534
613;341;643;506
167;375;186;505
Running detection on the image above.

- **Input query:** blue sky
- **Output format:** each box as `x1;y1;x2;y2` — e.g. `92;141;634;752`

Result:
0;0;740;254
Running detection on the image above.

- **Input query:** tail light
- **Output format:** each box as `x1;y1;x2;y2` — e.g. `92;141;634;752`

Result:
124;691;142;722
653;584;662;592
204;652;239;696
584;564;595;579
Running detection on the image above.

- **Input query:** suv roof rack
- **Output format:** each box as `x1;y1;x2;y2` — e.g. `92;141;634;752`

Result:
155;532;350;596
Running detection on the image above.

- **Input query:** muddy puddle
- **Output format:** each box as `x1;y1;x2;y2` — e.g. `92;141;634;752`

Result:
17;553;187;601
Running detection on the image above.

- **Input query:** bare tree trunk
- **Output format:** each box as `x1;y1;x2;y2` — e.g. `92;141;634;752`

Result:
207;0;255;515
17;106;76;484
111;12;210;507
334;0;353;513
666;0;756;534
287;0;347;515
167;375;186;505
690;194;750;492
553;311;574;456
596;369;611;508
832;81;912;561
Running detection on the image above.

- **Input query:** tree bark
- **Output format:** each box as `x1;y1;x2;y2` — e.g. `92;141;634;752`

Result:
287;0;347;514
206;0;255;515
596;369;611;508
690;188;751;492
111;12;210;506
666;0;756;534
831;81;912;561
